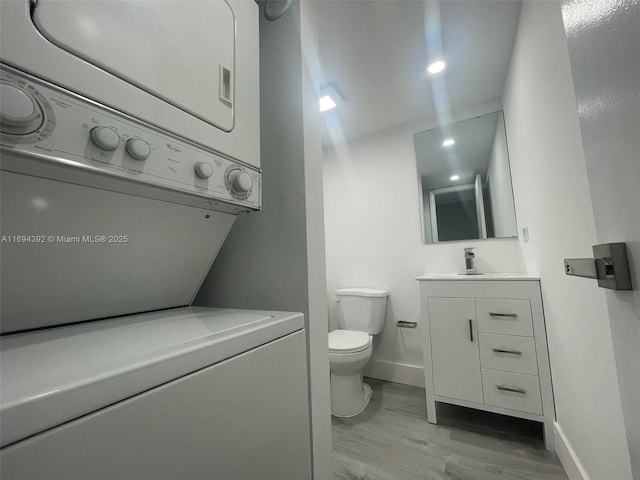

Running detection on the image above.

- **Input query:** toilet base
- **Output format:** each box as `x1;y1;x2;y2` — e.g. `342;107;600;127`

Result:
330;373;372;417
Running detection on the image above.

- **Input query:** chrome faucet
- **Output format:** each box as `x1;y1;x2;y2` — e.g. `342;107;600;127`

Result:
464;247;476;274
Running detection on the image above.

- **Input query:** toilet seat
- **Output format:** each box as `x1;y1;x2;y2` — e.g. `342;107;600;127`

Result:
328;330;371;354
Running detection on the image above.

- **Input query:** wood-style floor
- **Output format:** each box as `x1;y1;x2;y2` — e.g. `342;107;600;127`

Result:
332;378;567;480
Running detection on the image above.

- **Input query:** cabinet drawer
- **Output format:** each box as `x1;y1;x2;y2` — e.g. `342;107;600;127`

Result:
481;369;542;415
479;334;538;375
476;299;533;336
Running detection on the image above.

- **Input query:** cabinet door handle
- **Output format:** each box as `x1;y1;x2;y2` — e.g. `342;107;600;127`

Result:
489;312;518;318
497;385;526;394
492;348;522;355
396;321;417;329
468;319;474;342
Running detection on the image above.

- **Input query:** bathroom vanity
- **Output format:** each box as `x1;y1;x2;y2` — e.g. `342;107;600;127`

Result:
416;275;555;450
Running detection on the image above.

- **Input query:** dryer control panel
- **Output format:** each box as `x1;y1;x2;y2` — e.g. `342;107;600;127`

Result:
0;65;261;210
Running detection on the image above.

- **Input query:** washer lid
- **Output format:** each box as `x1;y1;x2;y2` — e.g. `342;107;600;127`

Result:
0;307;304;448
328;330;371;353
335;287;389;297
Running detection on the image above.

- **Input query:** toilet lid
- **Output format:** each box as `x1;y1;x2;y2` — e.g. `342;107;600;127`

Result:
328;330;371;354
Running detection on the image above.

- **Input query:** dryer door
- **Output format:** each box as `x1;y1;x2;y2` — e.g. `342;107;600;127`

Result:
32;0;235;132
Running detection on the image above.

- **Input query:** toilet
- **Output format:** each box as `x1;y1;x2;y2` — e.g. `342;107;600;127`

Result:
328;287;389;417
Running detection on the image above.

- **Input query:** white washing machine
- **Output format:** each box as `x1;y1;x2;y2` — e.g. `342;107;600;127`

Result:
1;308;311;479
0;3;312;478
0;63;262;333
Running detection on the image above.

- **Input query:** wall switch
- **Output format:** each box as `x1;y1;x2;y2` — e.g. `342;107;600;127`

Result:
521;227;529;242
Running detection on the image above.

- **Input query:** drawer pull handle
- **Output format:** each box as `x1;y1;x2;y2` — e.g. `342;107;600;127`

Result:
396;321;417;329
497;385;526;394
489;312;518;318
468;319;474;342
492;348;522;355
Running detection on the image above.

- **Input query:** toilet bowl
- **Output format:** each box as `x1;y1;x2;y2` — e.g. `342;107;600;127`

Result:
328;330;373;417
328;288;389;417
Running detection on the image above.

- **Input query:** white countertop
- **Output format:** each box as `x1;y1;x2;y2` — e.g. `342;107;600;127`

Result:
416;273;540;281
0;306;304;447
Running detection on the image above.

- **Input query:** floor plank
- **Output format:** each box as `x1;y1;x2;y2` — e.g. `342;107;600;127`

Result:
332;378;567;480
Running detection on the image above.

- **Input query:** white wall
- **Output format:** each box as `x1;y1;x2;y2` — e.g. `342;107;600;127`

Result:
486;111;517;237
300;1;334;478
561;0;640;476
196;2;332;479
323;109;523;386
502;1;632;478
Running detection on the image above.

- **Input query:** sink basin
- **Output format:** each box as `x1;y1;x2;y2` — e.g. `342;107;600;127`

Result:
416;273;538;281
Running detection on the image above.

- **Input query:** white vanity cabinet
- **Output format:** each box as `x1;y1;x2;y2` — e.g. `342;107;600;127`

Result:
417;275;556;450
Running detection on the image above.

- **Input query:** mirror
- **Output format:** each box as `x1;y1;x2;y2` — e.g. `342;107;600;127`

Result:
415;111;517;243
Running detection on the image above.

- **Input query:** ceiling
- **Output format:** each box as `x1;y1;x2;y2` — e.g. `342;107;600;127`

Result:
315;0;522;145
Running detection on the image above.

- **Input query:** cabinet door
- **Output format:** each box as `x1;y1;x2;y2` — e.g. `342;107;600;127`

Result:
428;297;483;403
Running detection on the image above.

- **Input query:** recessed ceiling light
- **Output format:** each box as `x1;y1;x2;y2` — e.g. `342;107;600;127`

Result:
450;175;460;181
318;86;343;112
319;95;337;112
427;60;446;75
442;138;455;147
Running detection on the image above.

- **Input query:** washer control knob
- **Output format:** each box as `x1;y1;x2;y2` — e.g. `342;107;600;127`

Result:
90;126;120;151
227;169;253;195
126;138;151;161
195;161;214;179
0;83;40;128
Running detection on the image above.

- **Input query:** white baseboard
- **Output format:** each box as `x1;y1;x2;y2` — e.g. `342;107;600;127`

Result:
364;360;425;387
554;422;590;480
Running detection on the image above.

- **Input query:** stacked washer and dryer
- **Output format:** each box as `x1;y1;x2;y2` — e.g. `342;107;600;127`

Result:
0;1;312;478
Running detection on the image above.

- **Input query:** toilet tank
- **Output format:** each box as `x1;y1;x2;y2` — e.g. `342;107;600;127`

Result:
335;288;389;334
